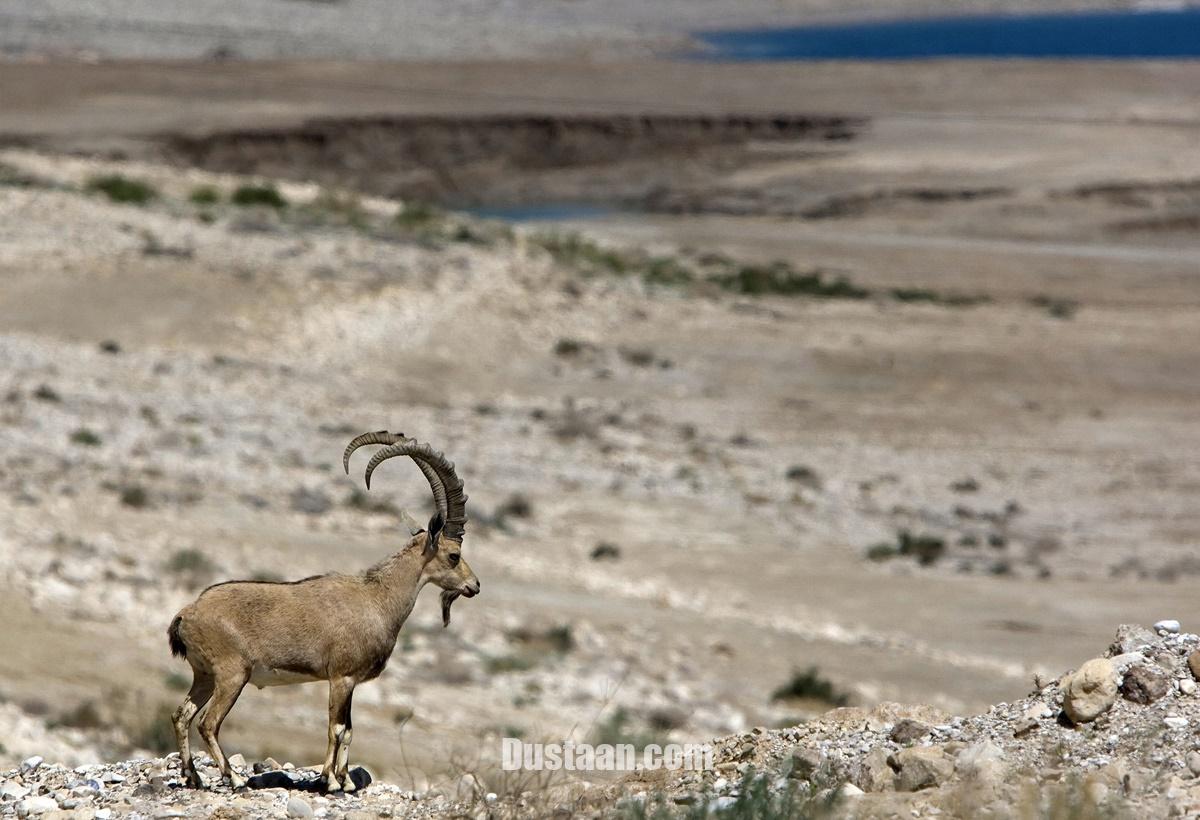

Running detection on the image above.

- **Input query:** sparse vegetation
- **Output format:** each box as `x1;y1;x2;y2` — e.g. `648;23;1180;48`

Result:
188;184;221;205
86;174;157;205
345;487;399;516
49;700;106;730
591;541;622;561
785;465;821;489
164;671;191;691
394;201;440;228
165;548;218;588
33;384;61;402
119;484;150;509
124;702;177;755
625;768;839;820
713;263;869;299
1028;295;1080;319
770;666;850;707
867;530;947;567
231;183;287;209
590;707;666;751
889;287;989;307
70;428;102;447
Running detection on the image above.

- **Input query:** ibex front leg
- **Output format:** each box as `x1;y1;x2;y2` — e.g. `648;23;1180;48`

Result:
321;677;355;793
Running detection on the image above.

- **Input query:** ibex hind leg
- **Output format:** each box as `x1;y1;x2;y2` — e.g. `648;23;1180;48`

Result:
321;677;355;793
196;666;249;790
173;670;214;789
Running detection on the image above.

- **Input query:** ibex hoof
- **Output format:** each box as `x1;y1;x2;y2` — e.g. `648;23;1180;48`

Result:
340;774;357;793
184;770;205;790
226;772;247;790
324;776;343;794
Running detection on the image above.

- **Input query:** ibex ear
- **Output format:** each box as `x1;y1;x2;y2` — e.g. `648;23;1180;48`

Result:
424;511;445;559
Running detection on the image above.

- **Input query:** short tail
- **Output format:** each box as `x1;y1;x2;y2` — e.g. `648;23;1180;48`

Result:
168;615;187;659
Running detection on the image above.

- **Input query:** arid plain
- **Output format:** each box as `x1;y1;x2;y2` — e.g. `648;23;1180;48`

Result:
1;56;1199;798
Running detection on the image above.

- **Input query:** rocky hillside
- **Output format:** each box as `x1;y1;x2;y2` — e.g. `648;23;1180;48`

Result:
5;623;1200;818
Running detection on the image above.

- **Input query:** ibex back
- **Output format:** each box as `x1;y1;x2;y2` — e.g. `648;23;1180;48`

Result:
167;432;478;792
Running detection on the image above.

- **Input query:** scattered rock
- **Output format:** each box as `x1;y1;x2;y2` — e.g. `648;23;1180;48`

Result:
853;748;895;792
1121;664;1171;704
890;746;955;792
1111;624;1159;655
17;795;58;817
1189;650;1200;681
788;747;823;780
1155;619;1181;634
1182;679;1197;696
1164;715;1189;730
889;718;932;744
1062;658;1118;724
286;796;314;819
1187;752;1200;777
20;756;44;774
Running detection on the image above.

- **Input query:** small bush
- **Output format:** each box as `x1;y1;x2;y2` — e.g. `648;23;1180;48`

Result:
591;542;621;561
251;569;285;583
533;233;629;275
869;530;946;566
714;262;870;299
1028;295;1079;319
33;384;60;402
889;287;988;307
618;347;656;367
771;666;850;707
345;488;398;516
865;543;898;562
590;708;665;751
119;484;150;509
125;702;177;755
166;548;217;588
494;493;534;522
86;174;157;205
188;185;221;205
785;465;821;489
164;671;191;691
231;183;287;209
50;700;106;730
485;655;536;674
395;201;440;227
70;428;102;447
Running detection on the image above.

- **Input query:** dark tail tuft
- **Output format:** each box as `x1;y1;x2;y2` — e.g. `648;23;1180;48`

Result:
168;615;187;659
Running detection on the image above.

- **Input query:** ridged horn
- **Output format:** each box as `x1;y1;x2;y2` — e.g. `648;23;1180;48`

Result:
343;430;448;522
365;440;468;540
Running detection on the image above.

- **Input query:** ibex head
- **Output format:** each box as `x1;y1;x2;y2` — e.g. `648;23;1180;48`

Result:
344;431;479;625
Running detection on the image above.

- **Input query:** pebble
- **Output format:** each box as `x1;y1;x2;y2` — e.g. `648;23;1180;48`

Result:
1182;679;1198;696
1187;752;1200;777
1165;716;1189;730
287;796;315;819
1155;620;1181;634
20;757;44;775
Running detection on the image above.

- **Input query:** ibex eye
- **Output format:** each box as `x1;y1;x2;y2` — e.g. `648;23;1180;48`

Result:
449;554;460;566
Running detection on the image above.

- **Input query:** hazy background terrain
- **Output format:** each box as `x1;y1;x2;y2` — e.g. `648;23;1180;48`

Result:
1;0;1198;802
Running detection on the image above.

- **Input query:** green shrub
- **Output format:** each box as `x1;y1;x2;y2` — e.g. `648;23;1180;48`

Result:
714;263;869;299
164;671;191;691
231;183;287;209
589;707;665;750
395;201;440;227
770;666;849;706
188;185;221;205
119;485;150;509
86;174;157;205
50;700;106;730
70;428;102;447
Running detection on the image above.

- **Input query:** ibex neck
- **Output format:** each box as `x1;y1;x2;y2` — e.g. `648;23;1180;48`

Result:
367;548;428;635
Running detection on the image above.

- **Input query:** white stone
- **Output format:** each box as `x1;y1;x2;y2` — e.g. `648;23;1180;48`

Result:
17;795;58;817
1181;679;1197;696
19;757;43;775
484;793;498;804
1155;620;1181;634
95;810;113;819
1187;751;1200;777
839;783;864;798
2;783;32;800
1165;716;1189;730
287;796;314;819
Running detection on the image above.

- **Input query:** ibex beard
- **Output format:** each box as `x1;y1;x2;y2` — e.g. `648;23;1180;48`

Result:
166;431;479;793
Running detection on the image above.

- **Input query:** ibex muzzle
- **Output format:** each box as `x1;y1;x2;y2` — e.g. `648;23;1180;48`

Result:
167;432;477;792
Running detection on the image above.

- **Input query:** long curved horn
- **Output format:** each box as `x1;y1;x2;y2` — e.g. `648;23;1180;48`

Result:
365;440;468;540
343;431;448;521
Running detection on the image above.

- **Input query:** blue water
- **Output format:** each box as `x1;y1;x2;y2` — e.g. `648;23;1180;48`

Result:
464;203;619;222
696;8;1200;60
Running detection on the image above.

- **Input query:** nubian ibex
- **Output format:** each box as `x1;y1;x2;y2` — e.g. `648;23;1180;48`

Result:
167;432;479;792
